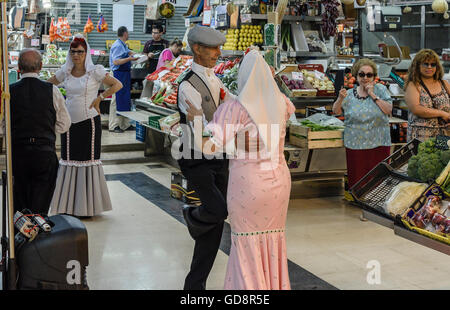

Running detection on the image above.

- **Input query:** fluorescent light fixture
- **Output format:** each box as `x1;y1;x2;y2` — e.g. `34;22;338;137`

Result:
43;0;51;9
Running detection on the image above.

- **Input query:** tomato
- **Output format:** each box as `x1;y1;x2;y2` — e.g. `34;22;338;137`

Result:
348;83;354;88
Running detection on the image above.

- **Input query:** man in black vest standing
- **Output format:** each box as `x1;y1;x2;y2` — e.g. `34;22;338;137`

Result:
9;49;71;215
176;26;234;290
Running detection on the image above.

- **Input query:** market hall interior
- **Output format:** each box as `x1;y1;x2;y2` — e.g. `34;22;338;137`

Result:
1;128;447;290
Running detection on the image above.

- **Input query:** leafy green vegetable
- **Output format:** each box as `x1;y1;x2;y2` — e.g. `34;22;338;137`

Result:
407;138;447;182
300;120;343;131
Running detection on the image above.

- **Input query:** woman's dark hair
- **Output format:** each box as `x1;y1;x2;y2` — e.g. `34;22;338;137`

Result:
152;25;164;33
70;37;87;52
170;38;183;47
117;26;128;37
405;49;444;90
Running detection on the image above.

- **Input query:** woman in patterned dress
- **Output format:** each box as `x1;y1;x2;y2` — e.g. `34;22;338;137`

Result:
332;58;393;190
47;34;123;217
405;49;450;142
186;50;294;290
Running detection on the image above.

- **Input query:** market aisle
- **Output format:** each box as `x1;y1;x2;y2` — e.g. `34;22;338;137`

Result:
2;162;450;289
85;163;450;290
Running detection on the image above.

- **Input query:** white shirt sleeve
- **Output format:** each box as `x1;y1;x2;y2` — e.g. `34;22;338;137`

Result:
54;68;66;85
52;85;72;134
178;81;208;128
92;65;108;83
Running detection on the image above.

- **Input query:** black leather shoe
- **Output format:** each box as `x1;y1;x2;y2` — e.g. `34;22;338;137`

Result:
182;205;216;239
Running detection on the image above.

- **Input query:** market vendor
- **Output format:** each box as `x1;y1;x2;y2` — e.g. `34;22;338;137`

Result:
143;25;169;74
177;25;233;290
332;58;392;208
108;26;139;133
405;49;450;142
156;38;183;71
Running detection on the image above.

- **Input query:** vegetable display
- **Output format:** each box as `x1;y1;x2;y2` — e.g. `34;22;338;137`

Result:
407;138;450;183
383;182;428;216
280;75;307;90
97;15;108;33
223;25;263;51
300;119;343;131
84;15;94;33
321;0;340;37
219;65;239;95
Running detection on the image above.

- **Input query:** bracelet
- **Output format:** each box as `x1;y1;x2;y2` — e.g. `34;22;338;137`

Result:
99;93;105;100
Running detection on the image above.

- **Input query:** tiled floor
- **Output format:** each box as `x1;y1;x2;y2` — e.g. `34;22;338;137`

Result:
2;126;450;290
72;162;450;290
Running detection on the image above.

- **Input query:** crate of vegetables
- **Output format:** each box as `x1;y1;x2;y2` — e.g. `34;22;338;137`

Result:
277;65;317;98
401;184;450;246
289;120;343;149
298;64;335;97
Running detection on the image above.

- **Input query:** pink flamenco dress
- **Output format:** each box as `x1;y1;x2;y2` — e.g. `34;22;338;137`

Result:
205;95;295;290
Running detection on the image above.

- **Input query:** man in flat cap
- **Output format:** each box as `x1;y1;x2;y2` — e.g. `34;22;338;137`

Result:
177;25;234;290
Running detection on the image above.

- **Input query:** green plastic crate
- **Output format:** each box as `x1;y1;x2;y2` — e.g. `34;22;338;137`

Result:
148;115;163;130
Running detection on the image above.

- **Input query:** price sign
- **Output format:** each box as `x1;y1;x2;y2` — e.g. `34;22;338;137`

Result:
314;70;325;80
436;135;450;150
185;18;190;27
41;35;50;45
291;72;303;81
31;39;40;47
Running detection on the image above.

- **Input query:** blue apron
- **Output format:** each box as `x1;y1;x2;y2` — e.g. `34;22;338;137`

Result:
113;40;132;112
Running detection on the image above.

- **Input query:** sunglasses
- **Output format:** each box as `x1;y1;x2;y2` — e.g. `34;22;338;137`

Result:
70;50;85;55
421;62;437;68
358;72;375;78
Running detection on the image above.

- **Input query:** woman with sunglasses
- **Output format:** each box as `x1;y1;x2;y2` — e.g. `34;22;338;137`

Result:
47;34;123;217
405;49;450;142
333;58;393;197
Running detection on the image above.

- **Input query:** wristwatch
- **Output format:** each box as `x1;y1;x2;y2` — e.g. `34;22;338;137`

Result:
99;93;105;100
372;95;380;102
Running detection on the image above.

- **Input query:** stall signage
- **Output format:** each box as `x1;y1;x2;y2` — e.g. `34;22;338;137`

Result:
436;135;450;150
41;35;50;45
31;39;40;47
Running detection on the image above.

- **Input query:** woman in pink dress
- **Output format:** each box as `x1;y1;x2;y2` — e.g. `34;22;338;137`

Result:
156;38;183;71
186;50;295;290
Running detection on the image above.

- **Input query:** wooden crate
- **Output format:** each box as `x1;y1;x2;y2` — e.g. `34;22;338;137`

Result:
277;65;317;97
289;124;343;149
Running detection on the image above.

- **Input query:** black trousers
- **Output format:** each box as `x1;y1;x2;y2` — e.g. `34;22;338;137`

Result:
12;148;59;216
179;157;229;290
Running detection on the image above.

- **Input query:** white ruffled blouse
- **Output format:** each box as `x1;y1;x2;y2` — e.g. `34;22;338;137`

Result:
55;65;108;124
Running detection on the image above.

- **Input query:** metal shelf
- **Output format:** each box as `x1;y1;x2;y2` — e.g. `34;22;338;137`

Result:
187;16;203;23
394;225;450;256
250;14;323;22
135;98;177;116
220;50;244;57
282;51;336;57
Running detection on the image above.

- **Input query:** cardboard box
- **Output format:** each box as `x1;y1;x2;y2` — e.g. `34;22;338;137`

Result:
382;46;410;59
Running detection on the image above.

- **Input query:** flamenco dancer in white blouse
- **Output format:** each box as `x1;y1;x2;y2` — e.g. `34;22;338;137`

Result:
47;34;122;217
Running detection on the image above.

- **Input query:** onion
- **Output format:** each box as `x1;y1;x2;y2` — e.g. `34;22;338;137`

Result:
431;0;448;14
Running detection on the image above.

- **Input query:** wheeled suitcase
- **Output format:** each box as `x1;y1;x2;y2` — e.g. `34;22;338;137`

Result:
15;214;89;290
1;171;89;290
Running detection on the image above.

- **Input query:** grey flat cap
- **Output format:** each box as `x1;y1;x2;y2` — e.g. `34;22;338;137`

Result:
188;25;226;47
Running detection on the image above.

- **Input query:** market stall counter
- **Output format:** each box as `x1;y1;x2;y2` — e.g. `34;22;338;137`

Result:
351;138;450;256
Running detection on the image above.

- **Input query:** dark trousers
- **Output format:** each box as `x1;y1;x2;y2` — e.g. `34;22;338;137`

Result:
179;158;229;290
12;148;59;215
